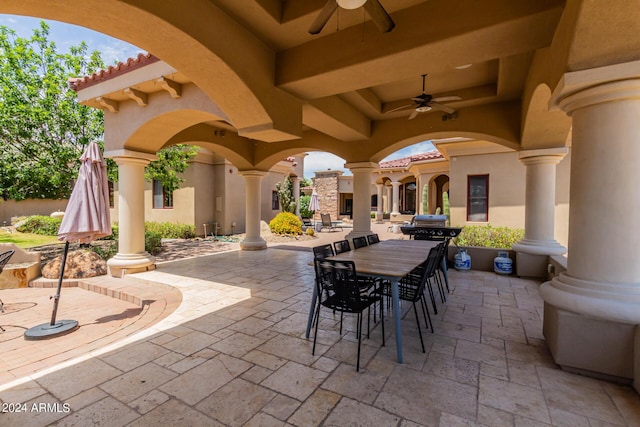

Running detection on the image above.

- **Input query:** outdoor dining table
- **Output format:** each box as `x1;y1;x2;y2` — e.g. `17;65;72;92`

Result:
305;238;438;364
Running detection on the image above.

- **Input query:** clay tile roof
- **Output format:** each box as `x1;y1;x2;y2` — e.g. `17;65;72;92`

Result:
69;53;160;91
379;149;444;169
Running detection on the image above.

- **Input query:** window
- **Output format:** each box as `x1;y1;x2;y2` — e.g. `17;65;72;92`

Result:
272;191;279;210
467;175;488;222
153;180;173;209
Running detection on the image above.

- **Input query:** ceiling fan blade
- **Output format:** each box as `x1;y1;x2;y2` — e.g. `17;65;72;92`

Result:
385;103;414;114
308;1;338;35
364;0;395;33
408;109;419;120
430;102;456;114
432;96;461;103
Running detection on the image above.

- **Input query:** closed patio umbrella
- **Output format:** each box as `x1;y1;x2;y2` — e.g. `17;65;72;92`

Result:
309;189;320;224
25;141;111;340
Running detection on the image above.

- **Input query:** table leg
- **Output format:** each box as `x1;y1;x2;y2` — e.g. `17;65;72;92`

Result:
391;279;403;363
305;283;318;338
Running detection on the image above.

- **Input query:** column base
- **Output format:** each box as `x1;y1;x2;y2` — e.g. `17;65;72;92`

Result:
107;252;156;278
240;237;267;251
543;302;635;384
513;239;566;278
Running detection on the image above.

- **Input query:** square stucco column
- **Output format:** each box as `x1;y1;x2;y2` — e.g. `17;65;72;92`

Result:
239;170;268;251
542;62;640;386
344;162;376;240
105;150;157;277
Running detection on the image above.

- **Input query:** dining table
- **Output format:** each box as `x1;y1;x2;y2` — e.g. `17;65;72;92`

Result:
305;238;438;363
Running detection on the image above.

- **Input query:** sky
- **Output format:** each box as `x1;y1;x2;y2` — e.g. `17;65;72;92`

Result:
0;14;435;179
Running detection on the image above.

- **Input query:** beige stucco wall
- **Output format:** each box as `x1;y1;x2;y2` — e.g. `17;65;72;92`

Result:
110;156;298;236
449;150;570;248
0;199;69;225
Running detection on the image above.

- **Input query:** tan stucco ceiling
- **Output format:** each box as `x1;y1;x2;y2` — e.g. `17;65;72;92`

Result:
2;0;638;169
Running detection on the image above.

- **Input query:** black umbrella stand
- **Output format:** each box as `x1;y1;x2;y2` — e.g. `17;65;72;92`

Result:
24;241;79;340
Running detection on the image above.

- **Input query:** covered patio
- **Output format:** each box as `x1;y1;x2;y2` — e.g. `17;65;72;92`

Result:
1;229;639;425
2;0;640;412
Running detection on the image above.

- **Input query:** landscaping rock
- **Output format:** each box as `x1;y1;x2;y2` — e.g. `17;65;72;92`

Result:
42;249;107;279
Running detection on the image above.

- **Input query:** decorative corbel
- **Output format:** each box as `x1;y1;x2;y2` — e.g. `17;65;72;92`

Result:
155;77;182;98
96;96;119;113
124;88;148;107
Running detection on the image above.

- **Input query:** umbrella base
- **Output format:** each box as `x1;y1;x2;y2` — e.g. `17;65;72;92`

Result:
24;320;79;340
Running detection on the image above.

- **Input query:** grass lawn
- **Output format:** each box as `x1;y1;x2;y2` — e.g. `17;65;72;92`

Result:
0;230;59;248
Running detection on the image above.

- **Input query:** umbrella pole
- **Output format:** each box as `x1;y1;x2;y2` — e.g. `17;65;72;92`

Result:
24;241;79;340
50;241;69;326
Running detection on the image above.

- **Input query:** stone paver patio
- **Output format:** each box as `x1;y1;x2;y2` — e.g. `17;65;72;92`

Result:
1;226;639;426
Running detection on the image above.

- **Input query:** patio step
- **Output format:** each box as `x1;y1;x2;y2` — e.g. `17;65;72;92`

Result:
28;275;180;308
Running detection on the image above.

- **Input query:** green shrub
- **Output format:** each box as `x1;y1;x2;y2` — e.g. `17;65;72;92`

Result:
144;221;196;239
145;231;163;254
269;212;303;235
16;215;62;235
306;227;315;236
453;225;524;249
91;241;118;260
100;223;119;241
299;195;315;218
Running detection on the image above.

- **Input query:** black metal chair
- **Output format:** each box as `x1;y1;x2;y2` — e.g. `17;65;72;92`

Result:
312;258;384;371
352;236;368;249
312;244;334;259
333;239;351;254
376;246;437;353
0;250;15;274
366;234;380;244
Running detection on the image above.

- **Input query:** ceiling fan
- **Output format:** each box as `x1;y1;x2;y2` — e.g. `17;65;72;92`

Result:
387;74;461;120
308;0;395;35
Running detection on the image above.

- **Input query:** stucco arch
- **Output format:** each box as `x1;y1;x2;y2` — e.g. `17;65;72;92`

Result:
520;82;572;150
164;123;256;171
0;0;301;142
108;109;226;155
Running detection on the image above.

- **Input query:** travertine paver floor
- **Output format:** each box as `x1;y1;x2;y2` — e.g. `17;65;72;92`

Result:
1;239;639;426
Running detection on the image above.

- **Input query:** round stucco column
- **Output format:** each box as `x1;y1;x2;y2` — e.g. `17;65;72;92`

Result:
390;181;401;215
512;148;568;256
239;170;268;251
385;185;392;213
542;77;640;323
106;150;157;277
345;162;376;239
376;183;384;220
292;176;301;217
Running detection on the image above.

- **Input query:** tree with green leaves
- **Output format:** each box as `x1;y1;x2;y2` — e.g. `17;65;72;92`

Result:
0;21;105;201
0;21;199;202
144;144;200;195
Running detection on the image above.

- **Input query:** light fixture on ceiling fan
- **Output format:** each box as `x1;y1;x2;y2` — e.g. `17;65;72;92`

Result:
308;0;395;35
386;74;462;120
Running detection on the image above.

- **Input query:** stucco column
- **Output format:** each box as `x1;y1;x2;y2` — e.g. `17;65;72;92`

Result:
239;170;267;250
345;162;376;239
106;150;157;277
512;148;568;256
541;64;640;382
385;185;392;213
390;181;401;215
291;176;301;217
376;183;384;221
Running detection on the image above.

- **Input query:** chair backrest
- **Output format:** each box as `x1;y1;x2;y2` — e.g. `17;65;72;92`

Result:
0;250;15;274
366;234;380;244
314;258;362;308
333;239;351;254
352;236;368;249
321;213;332;226
312;244;334;259
424;243;444;277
